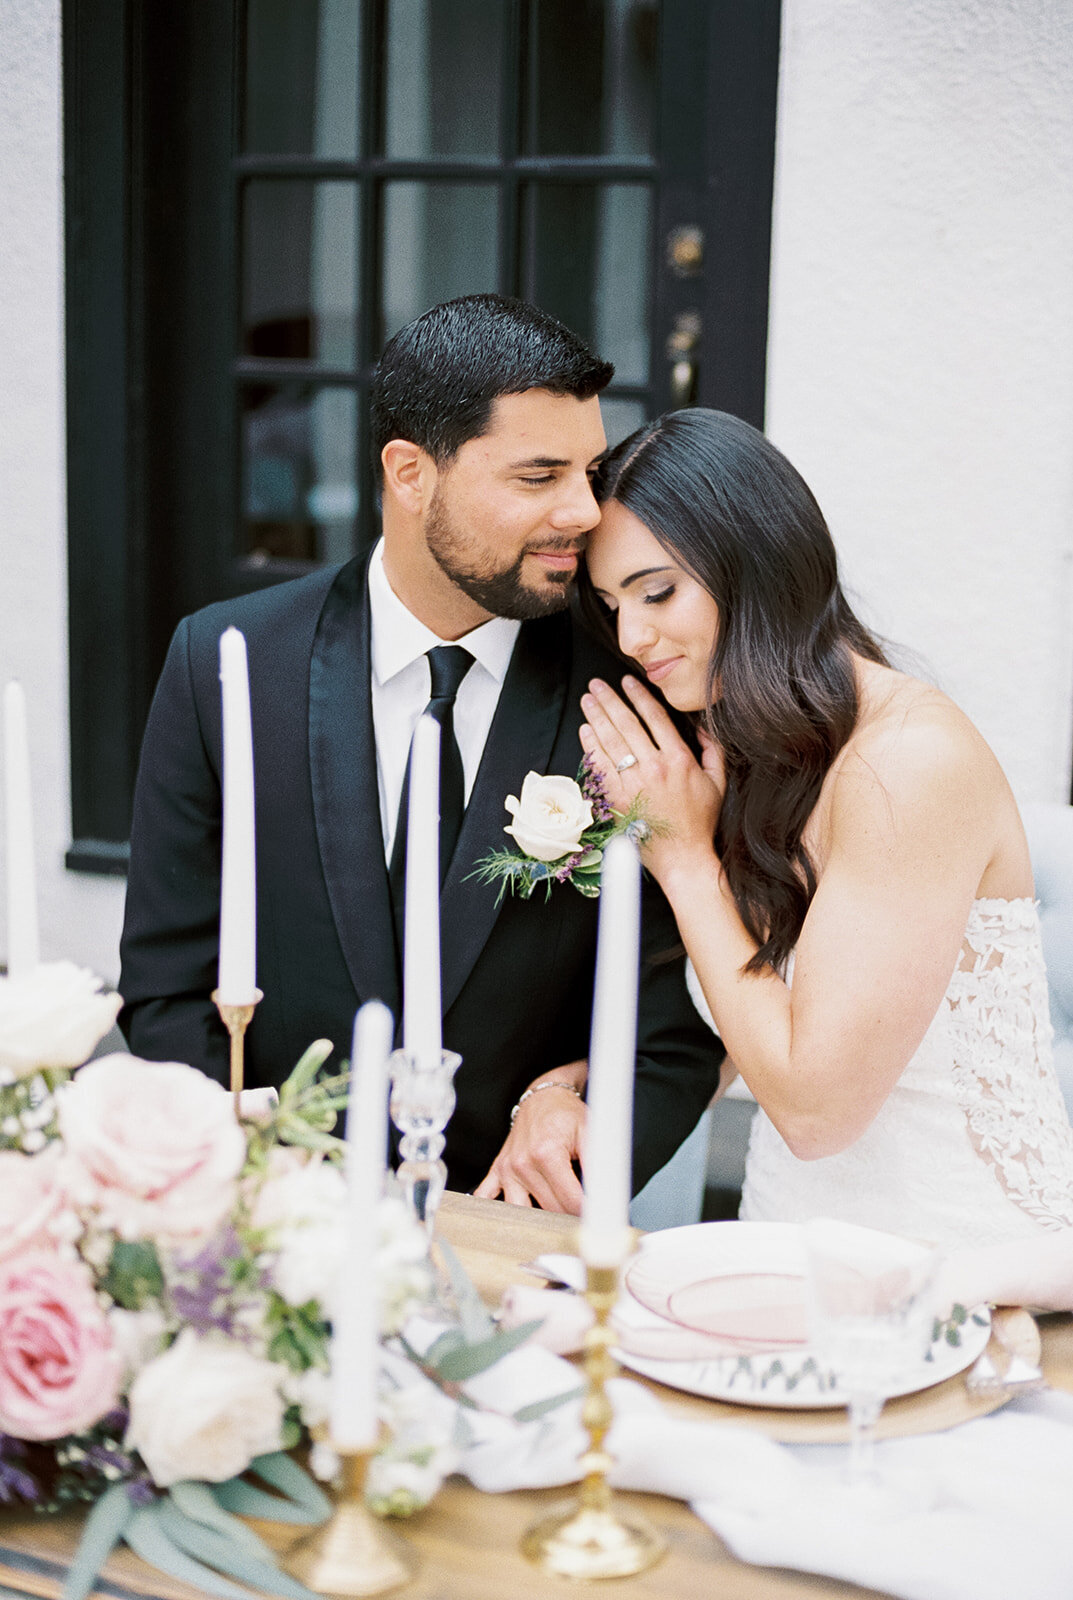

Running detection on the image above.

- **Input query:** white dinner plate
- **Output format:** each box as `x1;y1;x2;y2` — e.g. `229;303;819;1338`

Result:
615;1221;991;1409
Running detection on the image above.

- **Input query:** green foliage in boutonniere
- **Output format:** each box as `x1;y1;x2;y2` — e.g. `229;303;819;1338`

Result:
469;757;656;902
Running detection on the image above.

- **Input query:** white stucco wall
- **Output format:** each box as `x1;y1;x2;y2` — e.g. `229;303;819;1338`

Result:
766;0;1073;802
0;0;126;981
1;0;1071;985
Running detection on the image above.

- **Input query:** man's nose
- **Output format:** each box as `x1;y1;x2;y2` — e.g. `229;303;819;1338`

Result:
549;473;600;533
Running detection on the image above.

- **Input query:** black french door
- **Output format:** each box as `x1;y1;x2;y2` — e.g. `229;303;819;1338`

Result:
64;0;781;864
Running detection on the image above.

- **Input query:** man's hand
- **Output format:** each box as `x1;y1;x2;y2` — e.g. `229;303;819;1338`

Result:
474;1060;588;1212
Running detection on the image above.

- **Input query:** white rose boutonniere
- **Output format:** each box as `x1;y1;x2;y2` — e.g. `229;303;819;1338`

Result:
504;772;593;860
470;756;652;901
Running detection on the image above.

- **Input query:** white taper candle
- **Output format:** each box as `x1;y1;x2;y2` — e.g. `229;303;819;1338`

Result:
580;834;641;1267
3;681;40;978
402;713;442;1069
331;1000;393;1451
217;628;258;1004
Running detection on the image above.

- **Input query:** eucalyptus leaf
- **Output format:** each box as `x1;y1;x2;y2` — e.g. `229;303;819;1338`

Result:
62;1481;135;1600
574;850;603;869
249;1451;333;1521
124;1505;257;1600
211;1479;324;1526
431;1320;544;1383
156;1500;321;1600
168;1480;274;1559
511;1385;585;1423
436;1239;494;1342
418;1327;467;1366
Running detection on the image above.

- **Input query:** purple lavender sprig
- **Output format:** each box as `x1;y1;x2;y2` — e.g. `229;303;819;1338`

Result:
579;753;614;823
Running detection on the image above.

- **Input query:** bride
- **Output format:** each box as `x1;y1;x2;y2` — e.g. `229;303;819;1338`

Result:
578;406;1073;1249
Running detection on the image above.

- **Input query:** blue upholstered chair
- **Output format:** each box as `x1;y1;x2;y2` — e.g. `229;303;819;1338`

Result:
1021;801;1073;1118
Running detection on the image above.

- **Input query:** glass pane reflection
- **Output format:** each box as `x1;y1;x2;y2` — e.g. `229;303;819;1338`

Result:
244;0;361;157
525;184;651;385
242;182;358;367
384;0;503;158
599;397;648;450
381;184;499;341
526;0;657;157
241;385;358;566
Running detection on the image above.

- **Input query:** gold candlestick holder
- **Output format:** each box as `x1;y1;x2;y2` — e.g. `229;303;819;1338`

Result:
281;1447;415;1597
521;1249;665;1580
212;988;262;1119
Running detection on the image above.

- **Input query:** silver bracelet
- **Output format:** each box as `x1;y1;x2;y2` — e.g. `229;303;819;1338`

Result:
510;1080;584;1126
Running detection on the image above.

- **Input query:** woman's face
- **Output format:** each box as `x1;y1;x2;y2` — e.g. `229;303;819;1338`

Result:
586;499;720;714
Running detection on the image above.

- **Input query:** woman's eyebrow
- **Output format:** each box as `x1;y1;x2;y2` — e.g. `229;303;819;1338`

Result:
620;565;676;589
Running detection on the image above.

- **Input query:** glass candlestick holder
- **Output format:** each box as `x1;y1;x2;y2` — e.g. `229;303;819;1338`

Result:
388;1048;461;1236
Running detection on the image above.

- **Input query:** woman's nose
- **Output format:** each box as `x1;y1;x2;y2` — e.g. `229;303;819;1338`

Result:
616;605;658;661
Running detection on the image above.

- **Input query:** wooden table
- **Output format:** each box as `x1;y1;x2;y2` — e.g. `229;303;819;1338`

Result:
2;1194;1071;1600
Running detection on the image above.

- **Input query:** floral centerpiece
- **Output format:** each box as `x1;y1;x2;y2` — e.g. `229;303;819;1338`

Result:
0;966;548;1600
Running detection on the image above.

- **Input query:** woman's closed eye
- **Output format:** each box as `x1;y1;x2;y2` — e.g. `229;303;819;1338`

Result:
643;585;676;605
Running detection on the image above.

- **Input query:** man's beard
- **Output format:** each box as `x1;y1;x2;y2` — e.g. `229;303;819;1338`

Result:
425;490;578;621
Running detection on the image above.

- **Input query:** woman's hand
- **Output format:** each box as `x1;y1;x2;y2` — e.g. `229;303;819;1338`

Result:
579;675;722;881
473;1060;587;1212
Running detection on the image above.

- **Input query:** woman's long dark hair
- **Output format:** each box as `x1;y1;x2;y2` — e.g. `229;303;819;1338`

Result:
581;408;888;974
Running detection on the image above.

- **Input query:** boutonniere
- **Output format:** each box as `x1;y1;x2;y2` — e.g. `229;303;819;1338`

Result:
470;756;651;902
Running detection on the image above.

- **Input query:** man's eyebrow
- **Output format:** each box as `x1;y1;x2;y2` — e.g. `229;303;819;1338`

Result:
503;452;608;470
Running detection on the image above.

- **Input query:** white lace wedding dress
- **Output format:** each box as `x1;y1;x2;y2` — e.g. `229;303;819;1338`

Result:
735;898;1073;1247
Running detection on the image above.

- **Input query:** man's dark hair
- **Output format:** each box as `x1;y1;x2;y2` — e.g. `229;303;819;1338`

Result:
370;294;614;481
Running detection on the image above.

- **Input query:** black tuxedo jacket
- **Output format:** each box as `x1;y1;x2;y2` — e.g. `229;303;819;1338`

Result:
118;553;723;1194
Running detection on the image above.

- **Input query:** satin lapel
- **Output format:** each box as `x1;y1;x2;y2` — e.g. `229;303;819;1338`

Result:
440;612;571;1016
308;555;401;1017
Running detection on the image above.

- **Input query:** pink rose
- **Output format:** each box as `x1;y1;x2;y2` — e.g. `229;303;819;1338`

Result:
0;1145;67;1260
57;1054;246;1243
0;1251;122;1440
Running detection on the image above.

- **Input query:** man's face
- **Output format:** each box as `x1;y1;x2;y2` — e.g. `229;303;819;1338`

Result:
424;389;608;621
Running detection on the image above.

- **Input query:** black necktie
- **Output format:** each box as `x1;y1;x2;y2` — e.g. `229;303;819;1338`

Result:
390;646;473;926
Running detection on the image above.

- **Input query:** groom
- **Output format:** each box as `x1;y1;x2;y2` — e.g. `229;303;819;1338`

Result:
118;294;723;1207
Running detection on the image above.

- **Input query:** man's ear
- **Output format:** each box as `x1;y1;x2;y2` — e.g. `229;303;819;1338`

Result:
381;439;437;513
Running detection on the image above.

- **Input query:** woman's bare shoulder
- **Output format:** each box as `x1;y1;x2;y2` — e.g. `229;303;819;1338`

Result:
811;663;1011;867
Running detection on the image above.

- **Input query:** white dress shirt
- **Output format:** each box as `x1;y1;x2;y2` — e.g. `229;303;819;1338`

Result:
368;539;521;858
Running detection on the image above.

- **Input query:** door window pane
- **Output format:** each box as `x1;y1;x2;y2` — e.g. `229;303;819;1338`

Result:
525;0;657;158
242;181;359;367
525;183;652;384
241;384;358;565
383;0;503;158
244;0;361;157
600;397;648;449
381;183;499;341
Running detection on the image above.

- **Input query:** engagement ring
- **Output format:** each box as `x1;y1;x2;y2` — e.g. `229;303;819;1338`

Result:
616;753;639;773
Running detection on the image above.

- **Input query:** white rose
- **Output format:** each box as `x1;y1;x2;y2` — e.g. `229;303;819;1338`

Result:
365;1454;450;1518
126;1328;285;1486
252;1157;346;1310
503;773;593;862
0;962;121;1081
108;1305;169;1382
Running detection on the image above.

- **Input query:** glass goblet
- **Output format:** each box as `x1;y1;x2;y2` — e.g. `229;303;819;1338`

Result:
388;1047;462;1237
803;1219;940;1495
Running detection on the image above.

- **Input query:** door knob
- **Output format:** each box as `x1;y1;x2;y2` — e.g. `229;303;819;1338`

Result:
666;311;701;407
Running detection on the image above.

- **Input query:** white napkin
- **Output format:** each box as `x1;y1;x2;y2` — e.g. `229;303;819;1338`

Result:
699;1390;1073;1600
439;1327;1073;1600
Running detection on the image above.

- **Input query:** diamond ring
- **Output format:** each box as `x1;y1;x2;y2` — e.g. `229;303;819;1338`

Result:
616;753;639;773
